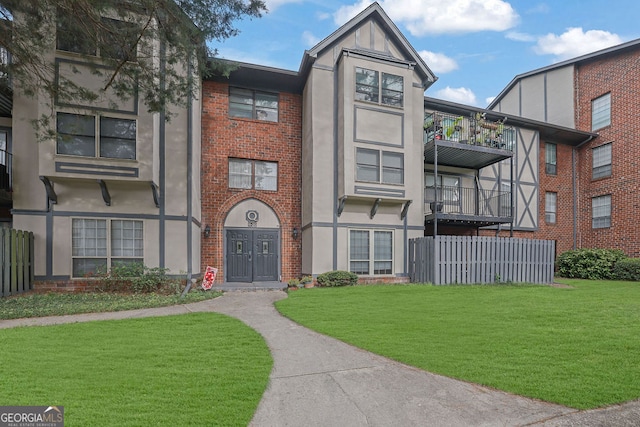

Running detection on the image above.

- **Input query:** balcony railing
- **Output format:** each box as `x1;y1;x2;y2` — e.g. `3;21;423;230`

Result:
425;185;511;218
424;112;515;151
0;149;12;192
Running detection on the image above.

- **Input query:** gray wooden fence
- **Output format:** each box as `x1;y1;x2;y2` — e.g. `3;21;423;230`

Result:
409;236;555;285
0;229;35;297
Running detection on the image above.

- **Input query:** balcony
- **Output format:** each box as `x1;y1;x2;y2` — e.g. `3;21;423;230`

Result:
0;149;11;203
424;112;515;170
425;185;512;227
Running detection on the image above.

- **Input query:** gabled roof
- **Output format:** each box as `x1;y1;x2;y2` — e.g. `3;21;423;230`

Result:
488;37;640;109
300;2;437;89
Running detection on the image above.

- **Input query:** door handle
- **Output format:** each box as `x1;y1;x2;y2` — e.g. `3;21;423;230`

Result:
248;250;252;262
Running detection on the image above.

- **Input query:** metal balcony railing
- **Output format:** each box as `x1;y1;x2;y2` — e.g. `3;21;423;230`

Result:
425;185;511;218
424;112;515;151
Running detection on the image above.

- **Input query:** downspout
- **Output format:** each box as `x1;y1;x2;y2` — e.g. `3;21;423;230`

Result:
181;58;194;298
572;134;596;250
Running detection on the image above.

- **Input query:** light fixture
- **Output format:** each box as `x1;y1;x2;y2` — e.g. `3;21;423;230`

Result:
292;227;299;240
204;224;211;238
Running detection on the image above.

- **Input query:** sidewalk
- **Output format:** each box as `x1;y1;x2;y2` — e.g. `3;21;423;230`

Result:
2;290;639;426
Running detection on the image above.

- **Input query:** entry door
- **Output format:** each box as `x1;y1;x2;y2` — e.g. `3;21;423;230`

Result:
226;229;279;282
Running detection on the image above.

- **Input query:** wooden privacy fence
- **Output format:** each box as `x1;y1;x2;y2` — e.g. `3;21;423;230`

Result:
409;236;555;285
0;229;35;297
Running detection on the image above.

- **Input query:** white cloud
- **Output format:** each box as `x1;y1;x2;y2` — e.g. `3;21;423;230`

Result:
433;86;478;106
505;31;536;42
485;96;497;105
264;0;303;12
418;50;458;73
302;31;321;48
334;0;519;36
534;27;624;61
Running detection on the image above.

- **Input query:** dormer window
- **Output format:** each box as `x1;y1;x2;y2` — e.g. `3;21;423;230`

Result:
355;67;403;107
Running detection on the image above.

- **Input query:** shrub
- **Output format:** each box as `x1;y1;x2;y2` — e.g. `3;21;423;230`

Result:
287;278;300;288
556;248;626;280
613;258;640;281
316;270;358;287
300;275;313;285
96;262;179;294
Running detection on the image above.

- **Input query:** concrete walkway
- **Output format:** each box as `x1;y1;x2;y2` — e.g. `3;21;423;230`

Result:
2;290;639;426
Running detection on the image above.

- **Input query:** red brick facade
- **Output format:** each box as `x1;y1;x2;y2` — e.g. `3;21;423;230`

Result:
201;81;303;282
573;49;640;257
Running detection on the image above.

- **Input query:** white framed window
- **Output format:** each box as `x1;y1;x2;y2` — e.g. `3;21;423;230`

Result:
545;192;557;224
425;173;460;203
349;229;393;275
592;93;611;131
229;87;278;122
545;143;557;175
592;143;612;179
229;158;278;191
356;148;404;184
355;67;403;107
72;219;143;277
56;112;136;160
592;195;611;229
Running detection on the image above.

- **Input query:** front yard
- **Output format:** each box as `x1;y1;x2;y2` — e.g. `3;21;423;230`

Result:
276;280;640;409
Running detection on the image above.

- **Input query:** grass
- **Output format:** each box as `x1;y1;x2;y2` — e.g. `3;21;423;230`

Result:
275;279;640;409
0;313;272;426
0;290;222;320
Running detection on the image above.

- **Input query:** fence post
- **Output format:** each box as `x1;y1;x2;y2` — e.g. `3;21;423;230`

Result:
0;228;5;297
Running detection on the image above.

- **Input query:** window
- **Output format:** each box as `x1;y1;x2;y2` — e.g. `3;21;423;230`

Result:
545;192;557;224
355;67;403;107
545;143;557;175
72;219;143;277
229;87;278;122
229;158;278;191
592;93;611;130
425;174;460;203
592;143;612;179
349;229;393;275
356;148;404;184
592;195;611;229
57;12;139;61
57;113;136;160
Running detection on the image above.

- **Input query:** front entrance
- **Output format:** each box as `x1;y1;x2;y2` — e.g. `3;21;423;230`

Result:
226;229;279;282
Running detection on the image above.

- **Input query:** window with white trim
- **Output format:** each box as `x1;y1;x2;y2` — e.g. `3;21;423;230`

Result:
57;112;136;160
592;195;611;229
592;143;612;179
356;148;404;185
355;67;403;107
229;158;278;191
229;87;278;122
72;219;143;277
349;229;393;275
592;93;611;131
545;143;557;175
545;192;557;224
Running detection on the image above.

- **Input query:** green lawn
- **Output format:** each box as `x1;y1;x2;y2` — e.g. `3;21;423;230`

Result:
276;280;640;409
0;313;272;426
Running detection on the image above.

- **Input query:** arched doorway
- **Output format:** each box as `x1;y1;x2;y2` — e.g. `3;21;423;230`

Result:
224;199;280;282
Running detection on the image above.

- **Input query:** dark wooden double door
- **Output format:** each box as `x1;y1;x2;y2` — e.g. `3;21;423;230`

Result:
226;229;279;282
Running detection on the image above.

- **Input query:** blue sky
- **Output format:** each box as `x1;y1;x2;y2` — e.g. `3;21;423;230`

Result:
215;0;640;107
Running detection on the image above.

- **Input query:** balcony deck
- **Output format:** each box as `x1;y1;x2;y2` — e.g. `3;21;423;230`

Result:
424;112;514;169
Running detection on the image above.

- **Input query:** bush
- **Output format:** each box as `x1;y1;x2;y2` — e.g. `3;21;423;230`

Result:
96;262;179;294
556;248;626;280
316;270;358;287
287;278;300;288
613;258;640;281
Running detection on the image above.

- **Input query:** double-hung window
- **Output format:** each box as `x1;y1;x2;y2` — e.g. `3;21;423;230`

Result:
355;67;403;107
57;113;136;160
356;148;404;185
229;88;278;122
545;143;557;175
592;143;612;179
229;158;278;191
592;195;611;229
72;219;143;277
545;192;557;224
592;93;611;131
349;229;393;275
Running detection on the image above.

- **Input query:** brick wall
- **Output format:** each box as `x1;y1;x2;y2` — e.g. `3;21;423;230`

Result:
201;81;303;282
574;49;640;257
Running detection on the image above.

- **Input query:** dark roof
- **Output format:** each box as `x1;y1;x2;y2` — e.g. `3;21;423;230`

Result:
488;37;640;109
426;96;597;146
204;59;304;94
